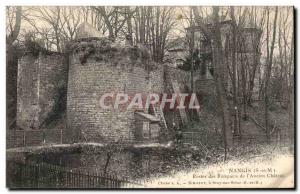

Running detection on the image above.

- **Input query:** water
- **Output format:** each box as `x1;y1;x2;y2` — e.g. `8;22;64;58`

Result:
25;148;204;181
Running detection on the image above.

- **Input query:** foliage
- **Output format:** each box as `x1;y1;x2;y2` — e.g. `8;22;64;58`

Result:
23;33;46;56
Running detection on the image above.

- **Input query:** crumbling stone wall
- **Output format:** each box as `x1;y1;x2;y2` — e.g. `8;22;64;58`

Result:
16;52;67;130
17;54;39;129
149;65;165;93
163;65;190;93
14;38;192;146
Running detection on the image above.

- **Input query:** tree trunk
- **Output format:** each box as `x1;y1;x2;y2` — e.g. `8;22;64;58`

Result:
230;7;240;137
212;7;233;150
264;7;278;143
6;6;22;45
126;7;133;45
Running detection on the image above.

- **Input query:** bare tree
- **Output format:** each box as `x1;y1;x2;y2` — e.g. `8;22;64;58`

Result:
229;6;240;136
193;6;233;157
92;6;135;41
132;6;176;62
264;7;278;143
6;6;22;130
6;6;22;45
23;6;83;51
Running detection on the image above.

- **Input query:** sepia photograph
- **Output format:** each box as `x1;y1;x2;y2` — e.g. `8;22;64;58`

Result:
5;5;295;189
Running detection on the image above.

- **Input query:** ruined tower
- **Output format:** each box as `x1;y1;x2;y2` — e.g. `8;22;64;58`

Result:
66;38;165;143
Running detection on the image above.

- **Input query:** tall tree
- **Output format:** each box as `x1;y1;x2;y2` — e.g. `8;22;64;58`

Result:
92;6;135;41
132;6;176;62
193;6;233;156
264;7;278;143
229;6;240;137
23;6;82;51
6;6;22;130
6;6;22;45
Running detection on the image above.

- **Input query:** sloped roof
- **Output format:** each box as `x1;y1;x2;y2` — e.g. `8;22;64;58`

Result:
135;112;160;122
75;22;103;40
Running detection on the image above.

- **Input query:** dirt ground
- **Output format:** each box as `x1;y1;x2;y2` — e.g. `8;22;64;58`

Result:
138;145;294;188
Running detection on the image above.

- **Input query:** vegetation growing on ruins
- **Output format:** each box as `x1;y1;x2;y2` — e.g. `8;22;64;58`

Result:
6;6;294;158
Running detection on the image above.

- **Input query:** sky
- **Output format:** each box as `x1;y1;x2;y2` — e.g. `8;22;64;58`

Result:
6;6;294;60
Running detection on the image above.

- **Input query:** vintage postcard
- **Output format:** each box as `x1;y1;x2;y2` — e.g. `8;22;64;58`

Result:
6;6;294;189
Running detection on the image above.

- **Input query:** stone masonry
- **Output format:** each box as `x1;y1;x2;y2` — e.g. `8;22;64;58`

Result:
16;52;67;130
14;37;191;146
66;38;173;143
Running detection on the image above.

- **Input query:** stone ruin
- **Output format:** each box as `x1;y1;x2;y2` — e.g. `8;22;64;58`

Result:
11;23;192;147
9;20;264;148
